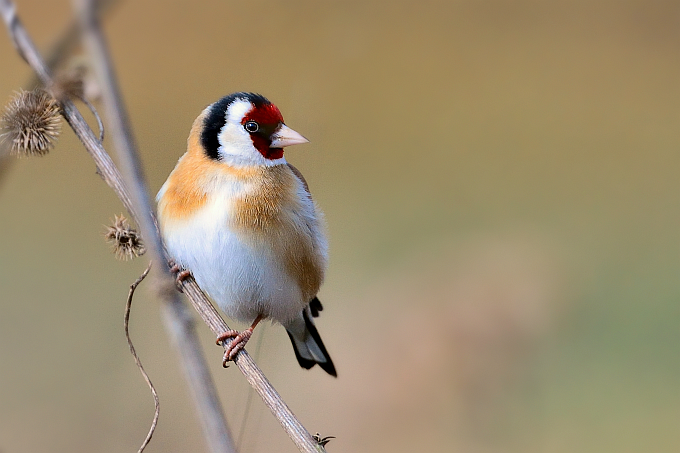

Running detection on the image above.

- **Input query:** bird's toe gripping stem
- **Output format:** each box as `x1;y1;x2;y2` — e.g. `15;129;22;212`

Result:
168;260;192;291
216;328;254;367
215;315;263;367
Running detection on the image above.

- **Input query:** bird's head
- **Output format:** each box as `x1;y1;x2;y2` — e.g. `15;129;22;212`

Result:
198;92;308;167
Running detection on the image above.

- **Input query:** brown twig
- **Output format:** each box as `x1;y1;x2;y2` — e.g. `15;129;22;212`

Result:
0;1;328;452
124;263;158;453
73;1;236;451
75;93;104;142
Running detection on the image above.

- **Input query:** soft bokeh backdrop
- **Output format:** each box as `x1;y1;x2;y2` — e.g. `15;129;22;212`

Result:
1;1;679;452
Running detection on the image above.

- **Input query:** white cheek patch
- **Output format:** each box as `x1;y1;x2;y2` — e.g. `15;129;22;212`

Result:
226;99;252;122
215;98;286;167
216;99;262;165
217;122;254;155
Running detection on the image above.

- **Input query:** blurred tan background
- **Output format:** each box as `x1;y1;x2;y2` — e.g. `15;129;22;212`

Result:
1;1;679;452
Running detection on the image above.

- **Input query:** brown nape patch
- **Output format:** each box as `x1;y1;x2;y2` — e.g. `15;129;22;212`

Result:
232;165;324;299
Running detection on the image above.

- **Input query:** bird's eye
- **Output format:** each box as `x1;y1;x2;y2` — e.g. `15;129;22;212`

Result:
244;121;259;133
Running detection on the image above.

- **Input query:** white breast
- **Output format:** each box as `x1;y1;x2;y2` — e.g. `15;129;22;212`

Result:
160;167;327;325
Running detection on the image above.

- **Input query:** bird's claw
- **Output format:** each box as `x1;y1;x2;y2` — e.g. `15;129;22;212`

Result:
217;328;254;367
168;260;191;291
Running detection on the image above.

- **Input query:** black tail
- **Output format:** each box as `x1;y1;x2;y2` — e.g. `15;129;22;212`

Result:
286;298;337;377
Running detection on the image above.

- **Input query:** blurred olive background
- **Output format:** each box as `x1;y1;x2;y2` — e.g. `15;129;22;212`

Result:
1;1;679;452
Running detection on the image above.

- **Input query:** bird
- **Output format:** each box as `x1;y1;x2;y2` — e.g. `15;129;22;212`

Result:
156;92;336;376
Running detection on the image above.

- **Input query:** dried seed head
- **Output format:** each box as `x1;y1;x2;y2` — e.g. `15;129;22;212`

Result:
1;89;62;156
105;215;146;260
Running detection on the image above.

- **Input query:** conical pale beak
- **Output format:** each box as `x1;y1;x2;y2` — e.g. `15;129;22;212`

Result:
270;124;309;148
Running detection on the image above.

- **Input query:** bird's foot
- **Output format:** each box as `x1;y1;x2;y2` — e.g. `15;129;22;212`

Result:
216;328;254;367
168;260;191;291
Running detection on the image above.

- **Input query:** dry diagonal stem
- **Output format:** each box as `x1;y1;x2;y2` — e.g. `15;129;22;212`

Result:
73;0;236;451
0;1;328;452
124;263;158;453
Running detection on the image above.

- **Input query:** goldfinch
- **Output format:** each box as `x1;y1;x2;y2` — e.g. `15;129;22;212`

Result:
157;92;336;376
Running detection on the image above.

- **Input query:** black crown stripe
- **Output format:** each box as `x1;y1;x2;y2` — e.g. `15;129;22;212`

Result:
200;92;271;160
